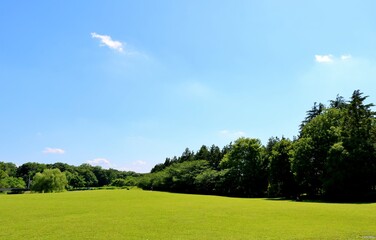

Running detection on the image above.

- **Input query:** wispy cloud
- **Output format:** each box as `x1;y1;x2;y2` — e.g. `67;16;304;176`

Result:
117;160;149;173
315;54;352;63
87;158;112;169
43;147;65;154
91;32;124;52
341;54;352;61
133;160;146;166
315;54;334;63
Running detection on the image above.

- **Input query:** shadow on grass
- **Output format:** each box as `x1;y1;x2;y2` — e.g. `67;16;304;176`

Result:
265;196;376;204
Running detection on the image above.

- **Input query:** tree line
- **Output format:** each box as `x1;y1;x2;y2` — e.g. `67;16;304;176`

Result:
0;161;139;193
139;90;376;201
1;90;375;200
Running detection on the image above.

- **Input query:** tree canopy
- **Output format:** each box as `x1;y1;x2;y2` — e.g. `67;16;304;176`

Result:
31;168;68;193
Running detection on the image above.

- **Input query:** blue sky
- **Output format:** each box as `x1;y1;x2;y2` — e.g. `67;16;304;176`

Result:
1;1;376;172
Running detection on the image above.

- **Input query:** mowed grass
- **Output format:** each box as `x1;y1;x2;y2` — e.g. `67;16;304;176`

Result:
0;190;375;240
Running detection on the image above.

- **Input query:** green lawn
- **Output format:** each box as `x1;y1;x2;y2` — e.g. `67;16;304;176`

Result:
0;190;375;239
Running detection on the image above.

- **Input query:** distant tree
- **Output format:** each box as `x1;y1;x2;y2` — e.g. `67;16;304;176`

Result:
293;108;343;197
31;168;68;193
0;169;26;188
0;162;18;177
65;171;86;188
111;177;136;187
77;164;98;187
47;162;74;173
167;160;210;193
137;174;153;190
293;90;376;200
329;94;347;109
267;137;295;198
92;166;111;186
291;137;317;197
16;162;46;188
220;138;267;197
195;145;210;160
208;145;223;170
300;102;325;130
194;169;220;194
111;178;127;187
150;163;165;173
179;148;194;162
139;160;211;193
0;170;7;179
332;90;375;199
221;142;233;156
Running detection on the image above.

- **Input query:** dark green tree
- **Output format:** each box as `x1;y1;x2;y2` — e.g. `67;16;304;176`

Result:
267;137;295;198
208;145;223;170
293;108;343;197
16;162;46;188
327;90;376;198
220;138;267;197
65;171;86;188
194;169;221;194
179;148;194;162
195;145;210;161
300;102;325;130
77;164;98;187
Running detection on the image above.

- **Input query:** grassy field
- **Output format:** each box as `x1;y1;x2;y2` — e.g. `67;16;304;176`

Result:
0;190;375;240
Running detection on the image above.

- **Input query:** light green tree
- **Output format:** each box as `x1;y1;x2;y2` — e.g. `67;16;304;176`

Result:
31;168;68;193
0;169;26;188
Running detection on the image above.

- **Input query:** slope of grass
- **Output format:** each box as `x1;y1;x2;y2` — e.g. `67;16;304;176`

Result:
0;190;375;239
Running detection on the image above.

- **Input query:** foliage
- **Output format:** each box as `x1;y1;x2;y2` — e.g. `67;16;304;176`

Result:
111;177;137;187
143;90;376;200
31;168;68;193
0;162;18;177
16;162;46;188
293;90;376;200
0;165;27;189
267;137;295;197
219;138;267;197
292;108;344;197
0;175;26;189
141;160;211;193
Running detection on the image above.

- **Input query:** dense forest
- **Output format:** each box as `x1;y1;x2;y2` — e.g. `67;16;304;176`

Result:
138;90;376;201
1;90;376;201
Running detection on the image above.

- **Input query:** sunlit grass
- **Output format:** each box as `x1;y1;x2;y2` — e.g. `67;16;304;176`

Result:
0;190;375;239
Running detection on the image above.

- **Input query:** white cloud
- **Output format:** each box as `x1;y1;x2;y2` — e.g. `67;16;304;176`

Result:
91;32;124;52
299;56;376;101
315;54;353;63
43;147;65;154
219;130;246;140
315;54;334;63
341;54;352;60
87;158;112;169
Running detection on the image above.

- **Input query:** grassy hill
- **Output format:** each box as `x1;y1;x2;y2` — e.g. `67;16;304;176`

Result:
0;190;375;239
